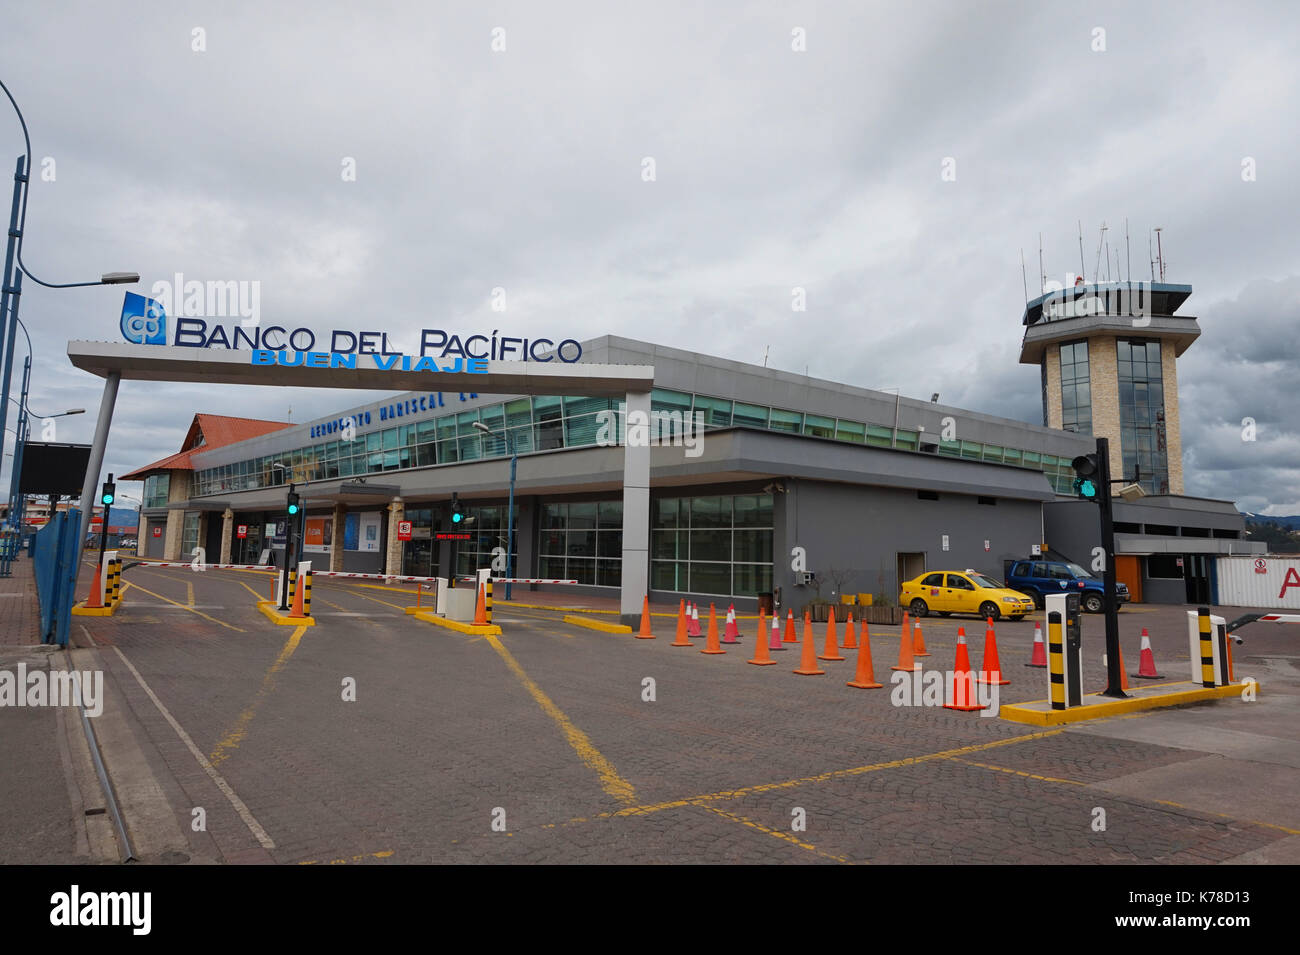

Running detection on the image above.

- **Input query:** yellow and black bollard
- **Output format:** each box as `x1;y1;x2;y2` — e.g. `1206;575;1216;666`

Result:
111;558;122;607
484;580;492;624
301;567;312;617
1047;609;1066;711
1197;606;1215;688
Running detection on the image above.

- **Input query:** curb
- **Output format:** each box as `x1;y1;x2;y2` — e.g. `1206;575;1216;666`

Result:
408;609;502;636
256;600;316;627
999;680;1254;726
563;614;633;634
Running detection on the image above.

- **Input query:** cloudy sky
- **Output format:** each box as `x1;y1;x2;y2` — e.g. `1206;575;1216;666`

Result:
0;1;1296;512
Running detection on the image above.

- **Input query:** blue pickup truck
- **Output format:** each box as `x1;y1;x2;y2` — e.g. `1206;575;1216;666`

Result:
1005;559;1130;614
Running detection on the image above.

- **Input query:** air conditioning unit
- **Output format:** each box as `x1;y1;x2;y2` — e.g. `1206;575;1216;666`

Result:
797;571;816;586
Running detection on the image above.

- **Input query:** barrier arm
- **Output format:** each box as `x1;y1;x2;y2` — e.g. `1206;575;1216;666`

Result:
1224;612;1300;644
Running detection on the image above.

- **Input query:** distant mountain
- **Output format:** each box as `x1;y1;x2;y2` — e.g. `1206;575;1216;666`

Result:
1243;513;1300;530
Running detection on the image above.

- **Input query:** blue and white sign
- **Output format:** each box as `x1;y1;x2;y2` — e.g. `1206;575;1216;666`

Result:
120;293;167;345
118;293;583;372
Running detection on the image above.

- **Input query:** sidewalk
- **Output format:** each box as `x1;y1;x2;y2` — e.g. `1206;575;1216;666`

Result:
0;557;42;646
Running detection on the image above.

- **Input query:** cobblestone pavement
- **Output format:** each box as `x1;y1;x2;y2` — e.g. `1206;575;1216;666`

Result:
9;561;1295;864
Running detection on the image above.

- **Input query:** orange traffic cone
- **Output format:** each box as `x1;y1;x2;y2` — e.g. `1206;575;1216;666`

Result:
474;583;488;625
768;613;786;651
289;571;308;618
702;603;726;654
1134;629;1163;679
637;594;655;639
977;618;1009;686
943;627;987;711
84;562;104;609
891;617;918;672
842;612;858;650
1026;622;1047;668
722;605;741;644
818;607;845;661
846;620;883;689
748;609;775;665
783;608;797;643
913;618;930;657
671;599;691;646
793;612;825;675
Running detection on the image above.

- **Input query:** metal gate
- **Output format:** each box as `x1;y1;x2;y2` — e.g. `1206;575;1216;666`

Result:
33;508;81;646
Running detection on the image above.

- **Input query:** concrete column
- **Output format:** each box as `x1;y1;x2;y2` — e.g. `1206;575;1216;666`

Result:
385;497;404;577
619;391;651;626
330;503;346;571
163;510;184;561
220;508;234;564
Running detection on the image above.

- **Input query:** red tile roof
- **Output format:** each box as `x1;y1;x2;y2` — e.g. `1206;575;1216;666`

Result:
122;414;291;480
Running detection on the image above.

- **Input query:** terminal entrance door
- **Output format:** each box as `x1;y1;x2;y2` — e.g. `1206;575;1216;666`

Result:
402;508;440;578
896;552;926;594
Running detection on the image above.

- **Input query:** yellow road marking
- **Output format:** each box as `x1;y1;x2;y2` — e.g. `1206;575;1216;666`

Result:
234;578;269;603
187;580;194;607
574;729;1065;822
700;805;852;863
1149;799;1300;836
298;849;396;865
124;580;245;632
482;632;636;805
209;625;308;767
950;757;1085;786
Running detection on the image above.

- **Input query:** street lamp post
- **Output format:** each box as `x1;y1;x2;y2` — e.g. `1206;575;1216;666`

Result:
473;422;517;600
1;77;140;550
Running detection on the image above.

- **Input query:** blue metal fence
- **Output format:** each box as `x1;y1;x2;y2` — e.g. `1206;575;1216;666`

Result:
33;508;81;646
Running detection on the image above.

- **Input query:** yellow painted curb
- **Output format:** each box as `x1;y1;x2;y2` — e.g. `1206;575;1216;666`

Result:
71;601;119;616
999;680;1255;726
563;614;633;634
501;600;758;620
256;600;317;627
409;609;502;636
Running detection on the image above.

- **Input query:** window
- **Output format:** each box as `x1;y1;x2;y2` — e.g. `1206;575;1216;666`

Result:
921;573;945;587
917;490;939;501
733;403;770;429
1031;562;1047;577
693;396;733;428
946;574;973;590
834;420;865;443
768;409;802;434
977;496;996;506
1059;340;1092;435
1117;340;1170;494
143;474;171;508
1146;555;1183;579
1049;564;1072;580
650;492;775;597
803;414;835;439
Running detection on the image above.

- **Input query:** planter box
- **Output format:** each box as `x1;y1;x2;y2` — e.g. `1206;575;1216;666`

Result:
860;604;903;626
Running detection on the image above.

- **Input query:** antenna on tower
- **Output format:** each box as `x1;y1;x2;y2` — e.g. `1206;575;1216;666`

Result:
1154;227;1165;281
1038;233;1045;293
1104;233;1112;283
1020;248;1029;303
1148;229;1156;281
1125;218;1131;284
1093;222;1108;282
1077;221;1086;283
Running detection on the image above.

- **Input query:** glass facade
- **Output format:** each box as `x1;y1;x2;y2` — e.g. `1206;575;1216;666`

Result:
180;512;200;557
143;474;170;508
401;507;441;579
539;501;623;586
453;504;518;579
651;493;774;597
1117;340;1171;494
1059;340;1091;436
189;389;1086;498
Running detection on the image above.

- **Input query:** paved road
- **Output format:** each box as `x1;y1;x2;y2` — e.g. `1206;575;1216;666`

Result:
26;561;1299;864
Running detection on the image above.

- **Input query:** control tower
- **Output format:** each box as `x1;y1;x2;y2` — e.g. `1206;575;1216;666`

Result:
1019;281;1200;496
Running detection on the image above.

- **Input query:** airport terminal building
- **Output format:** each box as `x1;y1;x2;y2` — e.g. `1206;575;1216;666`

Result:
123;325;1260;610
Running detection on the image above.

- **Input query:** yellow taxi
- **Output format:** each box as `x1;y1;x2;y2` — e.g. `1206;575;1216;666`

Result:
899;569;1036;622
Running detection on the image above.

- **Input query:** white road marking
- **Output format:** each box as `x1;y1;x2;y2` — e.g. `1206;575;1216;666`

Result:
109;645;276;850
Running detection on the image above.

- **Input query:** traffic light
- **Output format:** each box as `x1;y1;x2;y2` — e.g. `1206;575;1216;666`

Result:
450;493;463;524
100;475;116;507
1071;453;1100;501
287;487;300;516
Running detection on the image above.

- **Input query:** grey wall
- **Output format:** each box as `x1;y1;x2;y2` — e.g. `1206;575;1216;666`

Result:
773;479;1043;605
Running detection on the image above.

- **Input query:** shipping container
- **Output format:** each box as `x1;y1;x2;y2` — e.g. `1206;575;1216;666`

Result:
1214;556;1300;610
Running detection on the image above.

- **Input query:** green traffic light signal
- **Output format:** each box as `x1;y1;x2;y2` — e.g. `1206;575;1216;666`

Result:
1075;477;1098;499
288;503;299;515
452;511;462;523
101;492;114;505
